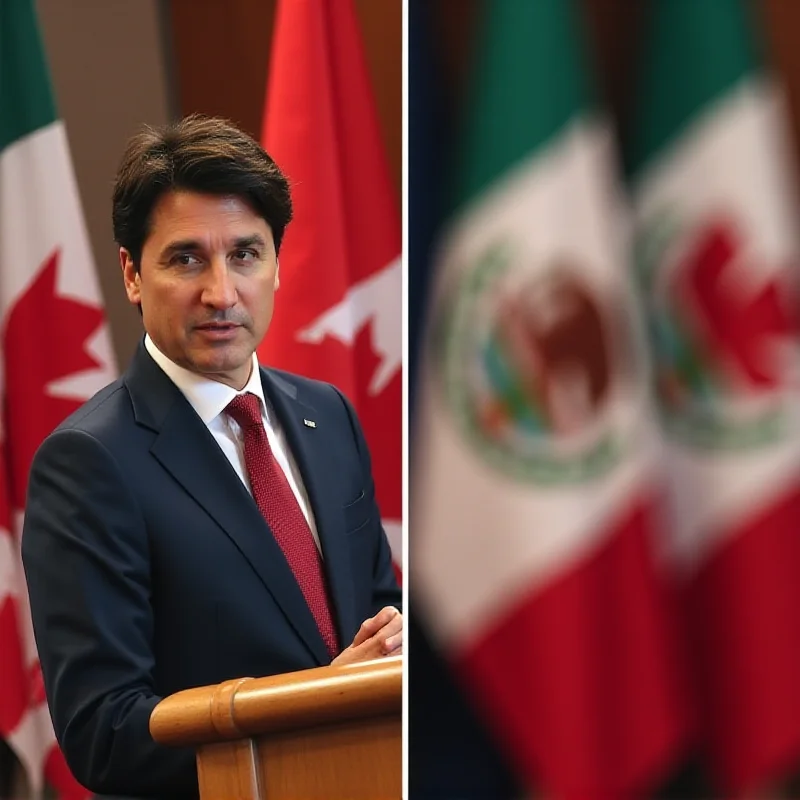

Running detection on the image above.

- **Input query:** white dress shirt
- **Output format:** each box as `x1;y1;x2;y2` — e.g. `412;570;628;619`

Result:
144;335;321;551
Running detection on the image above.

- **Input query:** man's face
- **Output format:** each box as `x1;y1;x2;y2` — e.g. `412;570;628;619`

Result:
121;190;279;389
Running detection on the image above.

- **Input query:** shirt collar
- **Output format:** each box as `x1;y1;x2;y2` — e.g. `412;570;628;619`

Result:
144;334;268;425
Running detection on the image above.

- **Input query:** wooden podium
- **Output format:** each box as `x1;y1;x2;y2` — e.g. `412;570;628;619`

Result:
150;656;402;800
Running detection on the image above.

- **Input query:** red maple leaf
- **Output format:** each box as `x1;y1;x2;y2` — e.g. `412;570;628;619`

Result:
674;220;797;392
2;248;106;510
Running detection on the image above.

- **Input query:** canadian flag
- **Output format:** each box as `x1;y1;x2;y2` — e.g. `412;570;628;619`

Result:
259;0;402;566
0;1;117;797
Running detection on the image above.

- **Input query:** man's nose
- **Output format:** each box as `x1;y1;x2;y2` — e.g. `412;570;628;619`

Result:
201;260;237;309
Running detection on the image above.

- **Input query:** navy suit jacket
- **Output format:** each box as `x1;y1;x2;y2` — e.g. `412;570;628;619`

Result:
21;343;401;799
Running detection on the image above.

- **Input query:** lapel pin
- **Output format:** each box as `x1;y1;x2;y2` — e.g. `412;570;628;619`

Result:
303;418;317;428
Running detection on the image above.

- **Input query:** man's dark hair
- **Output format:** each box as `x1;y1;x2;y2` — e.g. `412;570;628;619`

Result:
112;114;293;268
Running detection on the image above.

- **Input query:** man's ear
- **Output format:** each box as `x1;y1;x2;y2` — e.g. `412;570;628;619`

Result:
274;258;280;290
120;248;142;306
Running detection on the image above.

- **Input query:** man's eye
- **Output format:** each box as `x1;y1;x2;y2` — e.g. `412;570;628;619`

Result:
233;249;258;262
172;253;201;266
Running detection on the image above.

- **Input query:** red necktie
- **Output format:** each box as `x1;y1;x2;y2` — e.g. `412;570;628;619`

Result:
226;392;339;658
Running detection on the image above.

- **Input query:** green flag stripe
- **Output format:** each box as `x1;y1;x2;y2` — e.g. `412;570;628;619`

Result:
629;0;760;175
456;0;589;208
0;0;57;155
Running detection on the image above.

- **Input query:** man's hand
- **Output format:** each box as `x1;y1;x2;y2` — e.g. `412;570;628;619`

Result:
331;606;403;666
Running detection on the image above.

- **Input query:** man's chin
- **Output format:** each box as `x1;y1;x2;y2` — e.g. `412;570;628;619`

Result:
186;348;253;380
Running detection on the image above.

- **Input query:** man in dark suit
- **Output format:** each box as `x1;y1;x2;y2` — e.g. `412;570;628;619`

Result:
21;115;402;799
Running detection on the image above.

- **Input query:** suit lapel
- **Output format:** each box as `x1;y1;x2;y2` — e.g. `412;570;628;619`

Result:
262;369;358;647
124;344;330;665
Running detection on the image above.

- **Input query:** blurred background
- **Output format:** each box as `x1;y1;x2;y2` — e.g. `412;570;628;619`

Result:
410;0;800;798
0;0;400;797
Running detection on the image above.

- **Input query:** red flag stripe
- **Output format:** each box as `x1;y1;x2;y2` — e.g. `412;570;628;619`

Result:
459;495;693;799
686;481;800;792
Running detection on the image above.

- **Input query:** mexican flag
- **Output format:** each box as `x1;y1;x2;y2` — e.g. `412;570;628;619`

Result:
412;0;690;796
0;0;117;796
259;0;402;569
630;0;800;792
